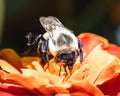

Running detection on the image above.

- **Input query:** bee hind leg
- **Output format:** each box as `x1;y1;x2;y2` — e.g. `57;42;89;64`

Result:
37;36;49;70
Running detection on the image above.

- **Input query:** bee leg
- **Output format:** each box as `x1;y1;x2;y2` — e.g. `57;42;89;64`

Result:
68;65;73;72
64;66;68;75
59;66;69;76
37;36;49;70
78;39;83;63
58;66;62;76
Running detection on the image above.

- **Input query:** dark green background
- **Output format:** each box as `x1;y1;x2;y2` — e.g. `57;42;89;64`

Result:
1;0;120;54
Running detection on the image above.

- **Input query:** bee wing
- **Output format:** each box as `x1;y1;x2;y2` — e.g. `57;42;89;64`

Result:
39;16;64;32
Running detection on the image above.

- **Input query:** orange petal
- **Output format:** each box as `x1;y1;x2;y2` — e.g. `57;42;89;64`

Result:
4;68;63;95
0;83;35;96
69;44;120;87
47;58;60;75
67;64;89;83
7;74;69;95
7;73;50;95
78;32;120;59
106;44;120;59
84;44;120;85
93;58;120;85
78;32;109;58
21;56;40;69
0;70;8;81
0;49;23;71
68;80;103;96
0;60;21;75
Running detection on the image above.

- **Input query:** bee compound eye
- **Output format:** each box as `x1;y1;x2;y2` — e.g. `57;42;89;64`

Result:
62;55;67;59
69;51;75;58
70;53;74;58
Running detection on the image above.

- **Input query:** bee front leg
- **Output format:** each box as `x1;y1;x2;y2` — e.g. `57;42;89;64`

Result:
37;36;49;70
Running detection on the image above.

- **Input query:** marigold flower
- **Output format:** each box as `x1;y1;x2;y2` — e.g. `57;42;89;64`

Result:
0;32;120;96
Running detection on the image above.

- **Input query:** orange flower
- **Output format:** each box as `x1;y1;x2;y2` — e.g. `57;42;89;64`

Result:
0;32;120;96
78;32;120;59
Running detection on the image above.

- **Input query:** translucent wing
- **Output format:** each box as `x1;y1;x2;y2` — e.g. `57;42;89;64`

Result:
39;16;64;32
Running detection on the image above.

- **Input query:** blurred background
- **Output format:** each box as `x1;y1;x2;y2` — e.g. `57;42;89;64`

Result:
0;0;120;54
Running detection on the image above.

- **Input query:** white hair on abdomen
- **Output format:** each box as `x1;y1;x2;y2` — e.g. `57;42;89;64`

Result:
48;27;78;56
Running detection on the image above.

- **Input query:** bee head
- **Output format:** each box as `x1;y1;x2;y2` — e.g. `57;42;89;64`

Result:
55;48;79;69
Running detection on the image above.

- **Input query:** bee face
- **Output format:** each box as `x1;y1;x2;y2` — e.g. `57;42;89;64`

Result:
55;49;79;67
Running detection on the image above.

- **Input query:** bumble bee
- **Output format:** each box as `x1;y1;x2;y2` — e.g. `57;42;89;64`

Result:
25;16;83;75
